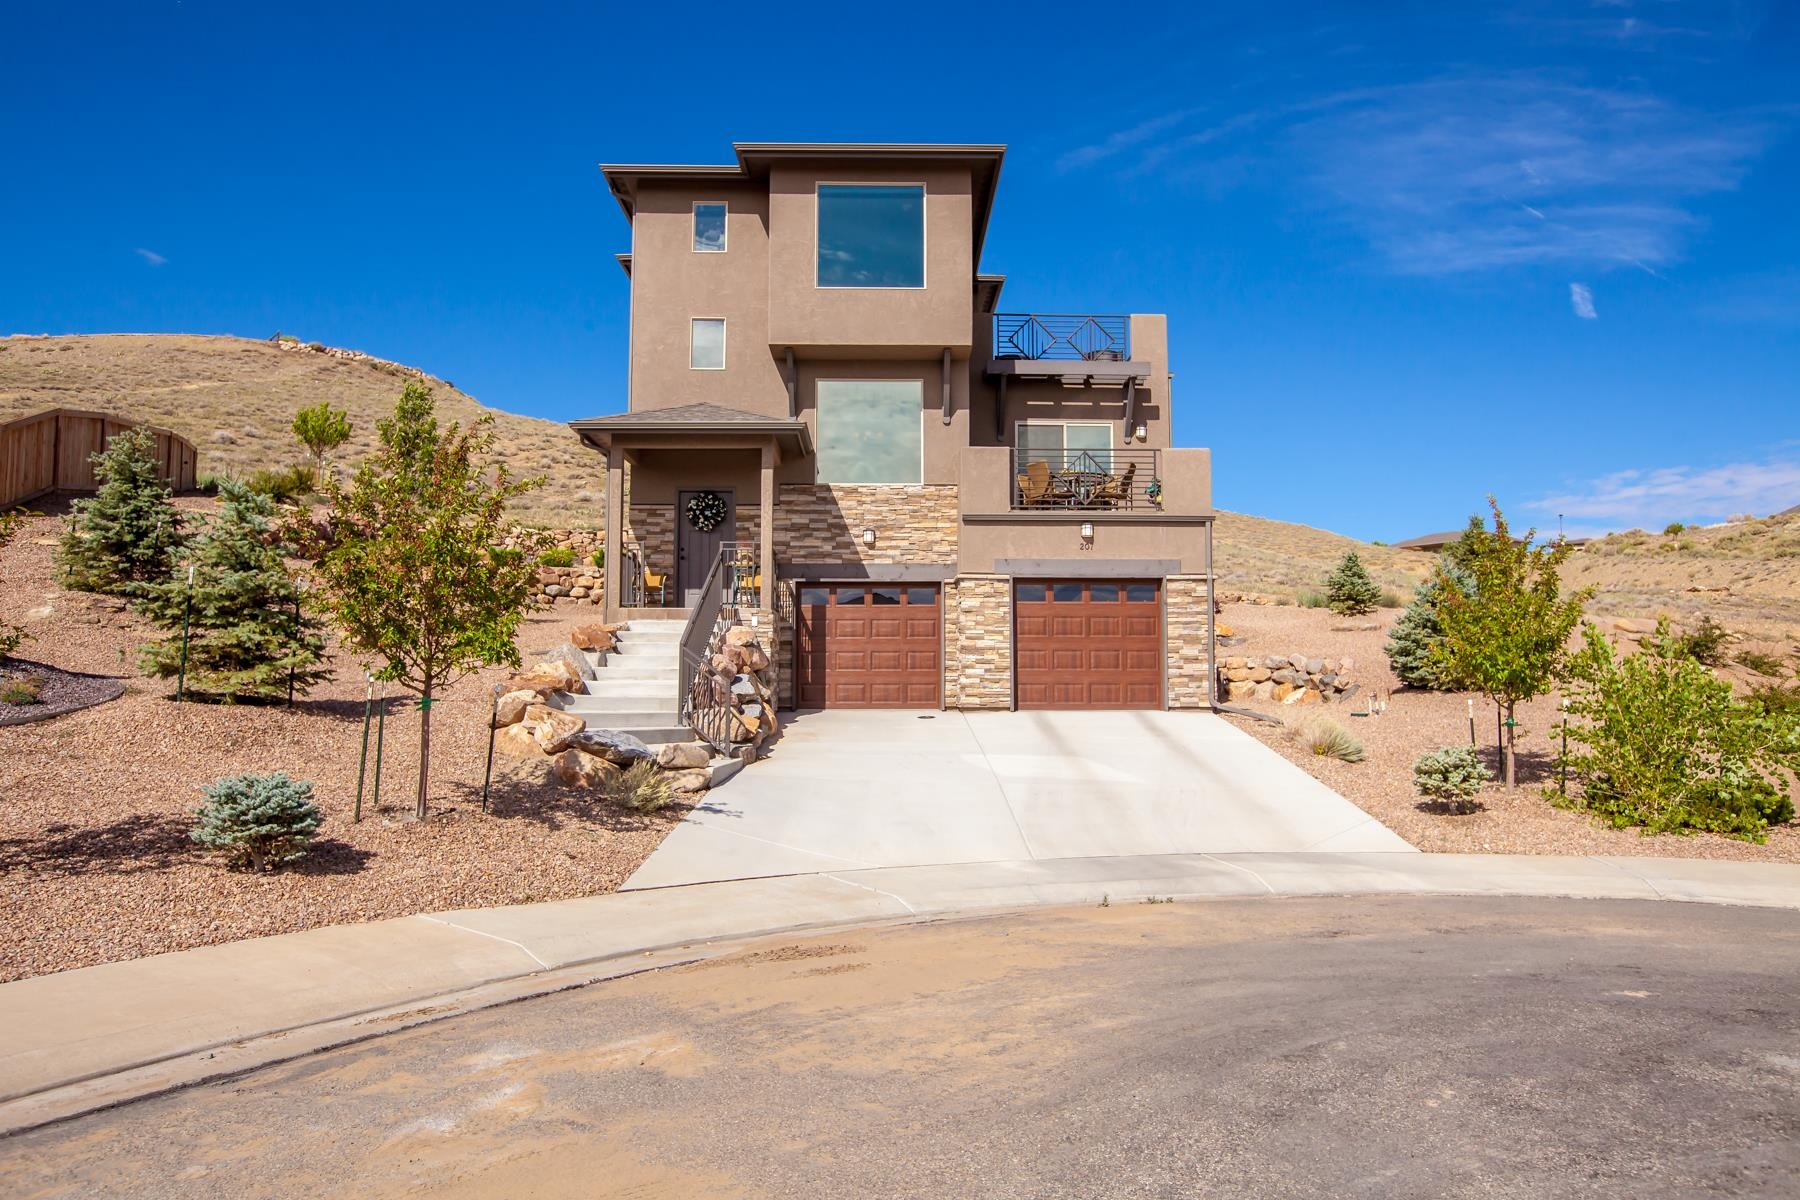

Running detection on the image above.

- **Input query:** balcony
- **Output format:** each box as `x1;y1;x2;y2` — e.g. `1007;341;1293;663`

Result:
994;313;1131;362
1012;447;1160;511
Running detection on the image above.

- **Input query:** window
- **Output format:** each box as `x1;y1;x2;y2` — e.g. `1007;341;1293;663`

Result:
1089;583;1120;602
1017;422;1113;472
905;586;937;606
817;184;925;288
836;586;865;605
816;380;922;483
1015;582;1047;602
1053;583;1084;603
800;586;829;606
690;318;725;370
693;202;727;252
1125;583;1158;603
871;587;902;605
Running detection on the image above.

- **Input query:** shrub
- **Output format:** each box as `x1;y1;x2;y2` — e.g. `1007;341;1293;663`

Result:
1413;746;1490;812
56;427;186;594
191;772;323;871
0;509;28;657
1748;682;1800;718
1297;589;1329;608
1386;562;1473;690
592;548;605;569
1325;551;1382;616
538;547;576;568
243;462;315;502
1669;615;1730;667
1737;650;1788;677
605;760;673;813
1291;714;1365;763
1;675;43;705
1557;622;1800;842
1378;590;1405;609
1663;522;1685;536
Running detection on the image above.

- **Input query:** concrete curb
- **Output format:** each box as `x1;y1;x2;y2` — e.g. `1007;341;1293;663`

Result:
3;851;1798;1135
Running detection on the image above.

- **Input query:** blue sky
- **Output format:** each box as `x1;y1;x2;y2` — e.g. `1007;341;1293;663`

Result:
3;1;1796;540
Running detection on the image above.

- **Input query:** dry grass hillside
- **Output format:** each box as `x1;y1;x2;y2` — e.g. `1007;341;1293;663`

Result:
0;334;602;528
1211;509;1430;600
1566;514;1800;642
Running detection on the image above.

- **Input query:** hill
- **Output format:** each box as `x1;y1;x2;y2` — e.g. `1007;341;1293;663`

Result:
0;334;600;528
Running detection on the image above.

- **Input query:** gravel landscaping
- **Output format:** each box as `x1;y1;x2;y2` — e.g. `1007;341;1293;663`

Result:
0;658;124;726
0;503;682;983
1218;603;1800;862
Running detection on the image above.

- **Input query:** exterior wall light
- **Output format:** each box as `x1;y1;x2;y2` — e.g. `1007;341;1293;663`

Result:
1134;423;1147;441
1080;521;1095;540
861;528;876;547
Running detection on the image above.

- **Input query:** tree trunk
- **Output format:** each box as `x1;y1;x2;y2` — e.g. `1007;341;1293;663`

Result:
1503;701;1517;791
416;677;433;821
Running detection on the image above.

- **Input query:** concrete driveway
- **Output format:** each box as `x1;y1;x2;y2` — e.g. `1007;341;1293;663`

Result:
625;709;1412;889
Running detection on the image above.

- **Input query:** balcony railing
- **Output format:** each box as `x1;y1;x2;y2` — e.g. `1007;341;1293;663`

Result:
993;313;1130;362
1013;448;1160;511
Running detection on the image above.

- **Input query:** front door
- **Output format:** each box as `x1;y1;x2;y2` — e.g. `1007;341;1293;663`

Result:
675;489;735;605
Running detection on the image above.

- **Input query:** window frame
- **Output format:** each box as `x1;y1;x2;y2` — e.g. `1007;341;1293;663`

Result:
692;201;728;253
813;181;928;291
814;377;925;484
689;317;727;371
1014;420;1116;464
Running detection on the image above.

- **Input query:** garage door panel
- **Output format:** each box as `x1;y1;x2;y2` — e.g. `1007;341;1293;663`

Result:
1016;580;1162;711
798;585;941;709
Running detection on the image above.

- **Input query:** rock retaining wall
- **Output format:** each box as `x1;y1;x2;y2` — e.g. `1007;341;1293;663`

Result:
1218;653;1357;706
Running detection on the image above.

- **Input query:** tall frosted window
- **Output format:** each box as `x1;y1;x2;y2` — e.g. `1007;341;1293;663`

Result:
690;318;725;369
693;202;726;252
816;184;925;288
816;380;922;483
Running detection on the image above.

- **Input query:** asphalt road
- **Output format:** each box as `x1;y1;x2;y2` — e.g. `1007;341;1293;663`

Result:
4;896;1798;1198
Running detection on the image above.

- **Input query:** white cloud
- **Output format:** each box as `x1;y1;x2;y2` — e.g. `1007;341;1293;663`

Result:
1529;454;1800;531
134;247;167;266
1057;108;1203;172
1569;282;1598;318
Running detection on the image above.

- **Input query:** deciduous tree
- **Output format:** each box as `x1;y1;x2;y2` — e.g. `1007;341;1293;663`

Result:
292;401;352;486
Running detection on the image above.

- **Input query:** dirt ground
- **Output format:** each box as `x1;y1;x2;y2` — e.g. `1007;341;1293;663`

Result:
0;501;678;983
1217;603;1800;862
4;897;1795;1199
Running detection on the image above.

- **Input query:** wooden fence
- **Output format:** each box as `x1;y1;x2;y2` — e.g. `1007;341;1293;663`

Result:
0;408;199;509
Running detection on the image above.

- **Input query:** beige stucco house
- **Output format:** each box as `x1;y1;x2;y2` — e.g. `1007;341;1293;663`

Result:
572;142;1216;714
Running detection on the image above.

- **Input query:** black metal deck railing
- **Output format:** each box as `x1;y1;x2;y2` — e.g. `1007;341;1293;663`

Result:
993;313;1131;361
677;541;760;753
1012;447;1160;510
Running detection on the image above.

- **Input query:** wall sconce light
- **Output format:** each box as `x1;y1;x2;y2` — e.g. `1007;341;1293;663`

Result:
1080;521;1095;541
1134;423;1147;442
861;528;876;547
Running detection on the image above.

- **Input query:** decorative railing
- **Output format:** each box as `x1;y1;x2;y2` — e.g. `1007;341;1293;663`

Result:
677;541;759;754
1012;447;1161;511
993;313;1130;362
620;542;649;607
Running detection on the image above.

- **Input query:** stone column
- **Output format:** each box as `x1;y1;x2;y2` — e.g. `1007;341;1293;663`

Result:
602;443;624;621
759;443;776;613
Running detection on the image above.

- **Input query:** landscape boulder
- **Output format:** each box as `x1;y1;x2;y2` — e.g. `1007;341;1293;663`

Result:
546;643;597;683
567;727;654;766
550;748;618;789
655;741;711;770
523;704;586;754
569;623;618;653
663;768;712;796
494;723;543;759
492;689;537;728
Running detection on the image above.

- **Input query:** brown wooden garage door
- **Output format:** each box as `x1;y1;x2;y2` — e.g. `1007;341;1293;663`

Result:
796;583;942;709
1015;580;1162;709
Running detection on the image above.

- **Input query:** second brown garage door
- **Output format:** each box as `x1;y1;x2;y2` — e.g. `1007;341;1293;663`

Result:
1015;580;1162;710
796;583;942;709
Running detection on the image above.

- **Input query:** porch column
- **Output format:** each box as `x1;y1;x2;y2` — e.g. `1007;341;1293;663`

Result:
602;442;624;621
759;443;775;613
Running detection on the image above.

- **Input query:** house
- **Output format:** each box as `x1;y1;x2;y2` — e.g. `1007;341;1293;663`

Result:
571;142;1216;714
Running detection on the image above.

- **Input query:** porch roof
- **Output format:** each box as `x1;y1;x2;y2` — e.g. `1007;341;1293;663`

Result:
569;403;812;456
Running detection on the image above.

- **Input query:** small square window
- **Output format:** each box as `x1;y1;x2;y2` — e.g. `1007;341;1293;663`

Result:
835;586;865;605
690;318;725;370
1052;583;1084;603
1089;583;1120;602
906;586;937;606
693;202;727;252
871;587;901;605
1015;582;1047;602
1125;583;1158;603
800;586;829;607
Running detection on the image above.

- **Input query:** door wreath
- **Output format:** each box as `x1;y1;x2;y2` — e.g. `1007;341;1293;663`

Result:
685;490;728;532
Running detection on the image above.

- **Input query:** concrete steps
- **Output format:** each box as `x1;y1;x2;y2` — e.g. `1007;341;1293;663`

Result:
551;615;693;745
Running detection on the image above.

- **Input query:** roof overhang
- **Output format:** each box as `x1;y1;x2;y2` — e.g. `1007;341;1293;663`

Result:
986;358;1152;387
601;142;1007;261
569;414;812;459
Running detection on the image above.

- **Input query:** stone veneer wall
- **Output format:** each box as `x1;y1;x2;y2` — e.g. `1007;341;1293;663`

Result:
1164;575;1216;709
945;574;1012;710
625;505;764;582
773;484;958;565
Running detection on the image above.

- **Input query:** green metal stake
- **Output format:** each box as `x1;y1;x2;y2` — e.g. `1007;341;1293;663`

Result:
353;675;374;822
287;591;301;708
1559;697;1569;797
372;683;388;812
481;686;500;813
174;563;195;702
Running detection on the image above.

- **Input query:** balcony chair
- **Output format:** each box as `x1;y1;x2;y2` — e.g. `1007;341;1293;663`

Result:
1089;461;1137;509
1017;459;1074;507
642;566;670;607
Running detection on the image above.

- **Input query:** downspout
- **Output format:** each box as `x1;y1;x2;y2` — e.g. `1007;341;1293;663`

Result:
1122;378;1136;444
784;347;797;419
941;348;953;424
1205;516;1279;725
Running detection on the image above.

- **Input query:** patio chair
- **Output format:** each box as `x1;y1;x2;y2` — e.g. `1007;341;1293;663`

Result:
1017;459;1073;507
642;566;669;606
1089;461;1137;509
